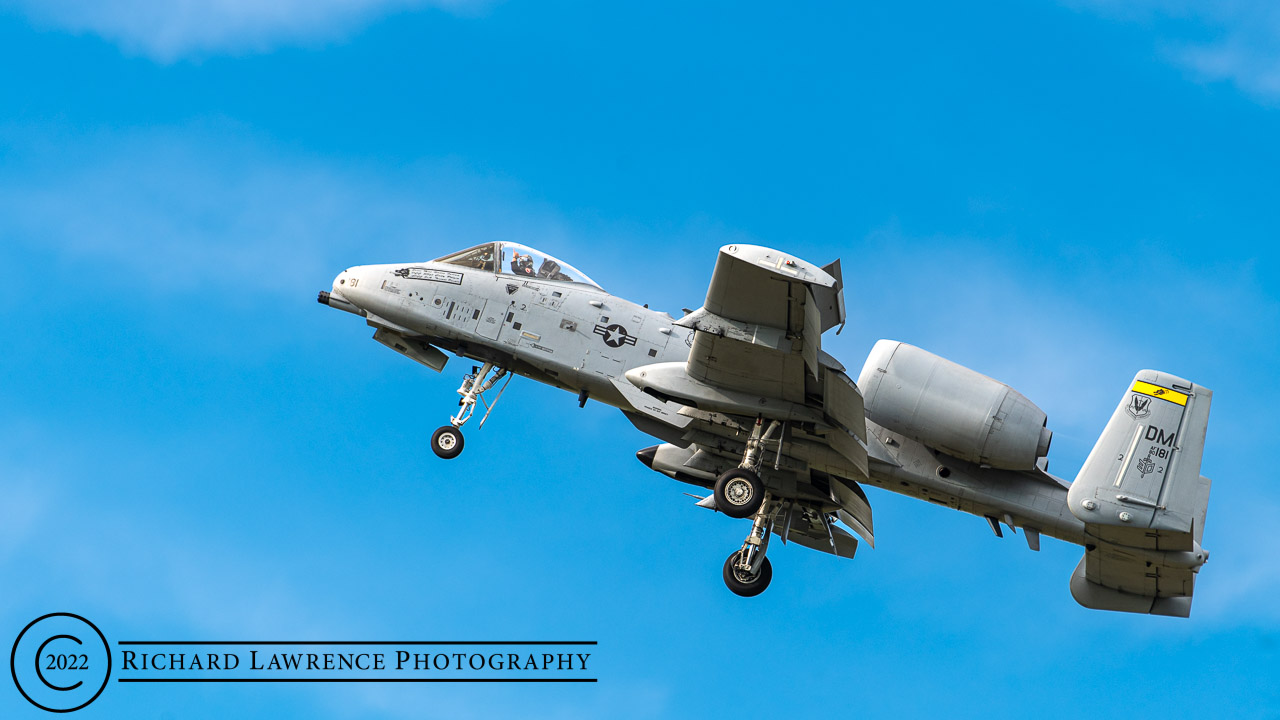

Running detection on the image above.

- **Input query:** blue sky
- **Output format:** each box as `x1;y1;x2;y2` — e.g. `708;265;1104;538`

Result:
1;1;1278;717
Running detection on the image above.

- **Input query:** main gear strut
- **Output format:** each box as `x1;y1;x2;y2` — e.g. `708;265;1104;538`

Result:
712;417;781;518
723;490;777;596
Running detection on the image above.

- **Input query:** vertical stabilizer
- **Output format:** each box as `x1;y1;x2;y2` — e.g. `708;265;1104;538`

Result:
1066;371;1212;617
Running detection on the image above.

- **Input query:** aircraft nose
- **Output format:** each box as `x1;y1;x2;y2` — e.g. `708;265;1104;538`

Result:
331;266;374;300
318;267;366;316
333;268;355;293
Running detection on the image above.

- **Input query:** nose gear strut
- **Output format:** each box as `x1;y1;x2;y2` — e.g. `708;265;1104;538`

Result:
430;362;511;459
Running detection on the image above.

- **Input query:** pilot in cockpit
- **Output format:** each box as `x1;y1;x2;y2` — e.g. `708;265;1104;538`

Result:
511;252;536;276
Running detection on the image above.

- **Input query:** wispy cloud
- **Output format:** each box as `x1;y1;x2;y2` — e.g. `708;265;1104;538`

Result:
0;123;741;310
1062;0;1280;105
1195;496;1280;624
2;0;489;62
0;123;572;301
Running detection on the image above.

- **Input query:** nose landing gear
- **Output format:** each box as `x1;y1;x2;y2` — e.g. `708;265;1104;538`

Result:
430;426;464;459
430;361;511;459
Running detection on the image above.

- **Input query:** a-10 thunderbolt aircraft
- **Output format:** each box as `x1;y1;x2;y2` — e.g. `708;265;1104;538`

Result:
319;242;1213;616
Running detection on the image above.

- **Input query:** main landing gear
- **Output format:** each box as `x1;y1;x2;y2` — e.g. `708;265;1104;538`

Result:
717;418;783;597
430;361;511;459
723;499;775;597
713;418;779;519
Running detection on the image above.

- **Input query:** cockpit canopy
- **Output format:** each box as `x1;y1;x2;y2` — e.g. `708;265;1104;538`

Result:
434;242;601;289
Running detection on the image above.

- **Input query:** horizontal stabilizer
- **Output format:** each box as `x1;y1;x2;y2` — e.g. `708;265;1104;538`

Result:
1070;555;1195;618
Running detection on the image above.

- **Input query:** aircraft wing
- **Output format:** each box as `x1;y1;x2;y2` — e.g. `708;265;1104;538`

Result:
643;245;867;476
675;245;842;404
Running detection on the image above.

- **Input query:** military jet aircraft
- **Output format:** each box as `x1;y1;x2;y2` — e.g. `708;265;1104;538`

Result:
319;242;1213;616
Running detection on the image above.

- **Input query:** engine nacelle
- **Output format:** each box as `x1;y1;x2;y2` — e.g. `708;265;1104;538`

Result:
857;340;1051;471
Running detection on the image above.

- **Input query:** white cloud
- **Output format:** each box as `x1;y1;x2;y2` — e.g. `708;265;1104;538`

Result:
1062;0;1280;105
0;123;574;302
0;123;745;312
2;0;489;62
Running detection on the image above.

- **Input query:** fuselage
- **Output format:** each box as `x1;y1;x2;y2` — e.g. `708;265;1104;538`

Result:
329;260;693;408
326;253;1089;548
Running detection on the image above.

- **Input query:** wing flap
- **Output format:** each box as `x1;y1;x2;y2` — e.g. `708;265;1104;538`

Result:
831;476;875;548
686;325;808;402
773;504;858;559
823;428;870;479
815;258;846;334
823;367;867;442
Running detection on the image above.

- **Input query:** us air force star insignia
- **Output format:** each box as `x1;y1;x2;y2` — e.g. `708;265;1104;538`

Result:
1126;394;1151;419
593;323;637;348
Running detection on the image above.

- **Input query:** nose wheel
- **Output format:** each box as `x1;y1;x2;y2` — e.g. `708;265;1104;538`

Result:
431;426;465;459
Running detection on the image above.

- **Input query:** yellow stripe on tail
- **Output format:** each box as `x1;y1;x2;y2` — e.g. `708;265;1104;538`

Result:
1131;380;1188;406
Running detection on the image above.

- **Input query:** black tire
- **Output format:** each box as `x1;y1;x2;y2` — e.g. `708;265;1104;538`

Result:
714;468;764;519
722;550;772;597
431;426;465;459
